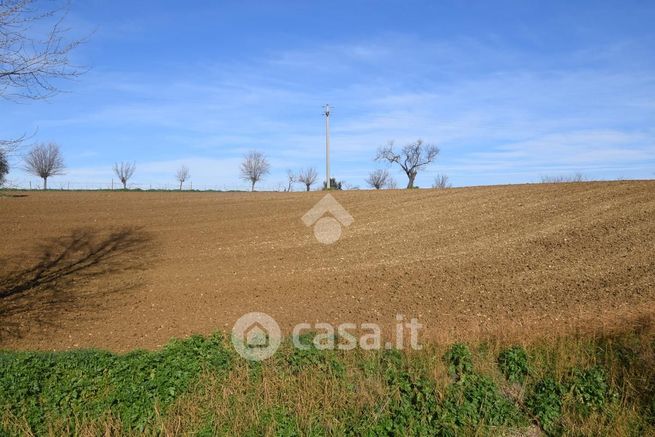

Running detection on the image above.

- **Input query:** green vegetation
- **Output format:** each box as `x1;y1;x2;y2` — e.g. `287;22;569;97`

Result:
1;328;654;436
498;345;530;384
442;343;474;379
0;334;231;434
525;377;566;434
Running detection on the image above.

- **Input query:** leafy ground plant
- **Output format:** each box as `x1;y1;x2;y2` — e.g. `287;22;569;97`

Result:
525;377;566;435
567;366;612;416
0;334;231;434
442;343;473;380
498;346;530;384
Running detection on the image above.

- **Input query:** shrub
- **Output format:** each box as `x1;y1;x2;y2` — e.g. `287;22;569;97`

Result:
498;346;530;384
526;377;566;435
374;363;441;435
567;366;611;415
443;343;473;380
441;373;528;429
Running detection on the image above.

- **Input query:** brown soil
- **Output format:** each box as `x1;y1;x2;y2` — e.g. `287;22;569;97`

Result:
1;181;654;352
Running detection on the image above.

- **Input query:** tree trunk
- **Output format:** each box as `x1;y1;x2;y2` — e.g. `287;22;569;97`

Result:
122;180;127;189
406;172;416;189
251;181;255;192
179;181;183;190
43;177;47;190
306;184;310;192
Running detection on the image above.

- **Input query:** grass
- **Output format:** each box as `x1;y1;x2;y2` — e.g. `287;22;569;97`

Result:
1;325;653;436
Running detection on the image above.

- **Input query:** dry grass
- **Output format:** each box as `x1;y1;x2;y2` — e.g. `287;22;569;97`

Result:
28;324;646;435
2;325;653;435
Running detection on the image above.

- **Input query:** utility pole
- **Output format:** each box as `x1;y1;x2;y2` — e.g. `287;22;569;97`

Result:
323;104;331;190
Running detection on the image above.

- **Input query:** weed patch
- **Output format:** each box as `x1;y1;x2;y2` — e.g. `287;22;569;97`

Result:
498;346;530;384
1;329;654;435
526;376;566;435
0;334;231;433
442;343;473;380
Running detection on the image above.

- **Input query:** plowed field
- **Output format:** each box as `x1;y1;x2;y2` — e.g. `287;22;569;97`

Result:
1;181;654;351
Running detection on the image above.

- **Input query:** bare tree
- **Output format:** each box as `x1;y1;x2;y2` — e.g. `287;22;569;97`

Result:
113;161;136;189
285;169;297;192
375;140;440;189
24;143;65;189
0;149;9;186
432;174;452;189
366;169;391;190
297;167;318;192
240;150;270;191
540;173;586;184
175;165;190;190
386;176;397;189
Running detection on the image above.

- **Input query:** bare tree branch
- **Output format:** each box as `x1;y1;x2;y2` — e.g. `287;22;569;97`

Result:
1;1;87;149
0;0;86;102
23;142;64;189
240;151;270;191
113;161;135;189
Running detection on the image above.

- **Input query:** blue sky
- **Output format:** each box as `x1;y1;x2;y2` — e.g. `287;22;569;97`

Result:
3;0;655;190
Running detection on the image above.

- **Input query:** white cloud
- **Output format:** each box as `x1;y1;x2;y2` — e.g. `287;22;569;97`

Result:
4;33;655;188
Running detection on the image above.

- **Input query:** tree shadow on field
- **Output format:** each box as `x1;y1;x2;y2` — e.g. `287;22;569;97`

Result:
0;227;153;343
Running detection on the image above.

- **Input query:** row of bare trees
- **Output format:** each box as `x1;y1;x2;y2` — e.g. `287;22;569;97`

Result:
14;140;448;191
15;144;308;191
14;143;193;190
241;140;445;192
0;2;449;193
113;162;190;190
284;168;318;192
239;151;320;192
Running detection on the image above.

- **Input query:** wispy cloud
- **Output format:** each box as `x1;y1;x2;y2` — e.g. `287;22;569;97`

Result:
3;31;654;189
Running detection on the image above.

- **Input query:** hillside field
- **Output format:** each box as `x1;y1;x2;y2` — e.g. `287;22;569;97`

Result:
1;181;653;351
2;181;655;435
